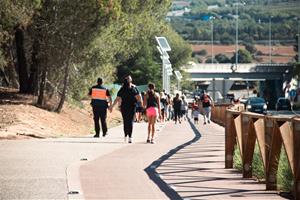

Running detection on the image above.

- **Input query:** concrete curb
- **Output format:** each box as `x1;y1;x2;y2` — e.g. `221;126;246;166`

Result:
66;161;85;200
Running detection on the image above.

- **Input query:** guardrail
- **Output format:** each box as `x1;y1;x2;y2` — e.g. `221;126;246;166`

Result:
211;104;300;199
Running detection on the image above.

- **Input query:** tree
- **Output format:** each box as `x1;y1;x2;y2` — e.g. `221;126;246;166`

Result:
31;0;118;110
231;49;252;63
192;49;207;57
205;57;217;63
115;0;191;88
1;0;192;112
0;0;40;92
215;53;231;63
245;43;257;54
220;33;234;45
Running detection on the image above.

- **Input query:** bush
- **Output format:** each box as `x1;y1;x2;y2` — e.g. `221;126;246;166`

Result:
192;49;207;57
215;53;230;63
205;57;217;63
256;50;264;56
245;43;257;54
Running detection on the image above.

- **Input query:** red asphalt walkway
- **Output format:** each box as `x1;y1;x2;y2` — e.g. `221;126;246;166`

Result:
78;117;285;200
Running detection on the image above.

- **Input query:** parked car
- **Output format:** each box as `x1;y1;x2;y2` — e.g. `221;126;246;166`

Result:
275;97;291;111
244;97;267;114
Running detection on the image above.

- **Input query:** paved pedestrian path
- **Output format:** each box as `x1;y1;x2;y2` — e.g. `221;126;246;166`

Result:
79;118;285;200
0;117;286;199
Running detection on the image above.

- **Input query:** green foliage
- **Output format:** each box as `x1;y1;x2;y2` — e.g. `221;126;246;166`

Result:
205;57;217;63
234;144;293;192
192;49;207;56
245;43;257;54
167;28;192;70
277;149;293;191
215;53;231;63
181;74;195;91
231;49;252;63
220;32;235;45
0;0;191;105
115;3;192;89
170;1;300;45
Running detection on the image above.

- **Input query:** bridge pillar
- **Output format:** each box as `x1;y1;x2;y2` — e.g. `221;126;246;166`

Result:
262;80;283;110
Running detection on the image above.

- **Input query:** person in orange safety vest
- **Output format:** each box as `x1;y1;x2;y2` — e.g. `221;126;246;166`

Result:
89;78;112;137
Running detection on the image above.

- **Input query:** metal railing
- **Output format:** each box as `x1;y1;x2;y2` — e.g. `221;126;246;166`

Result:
210;104;300;199
183;63;292;74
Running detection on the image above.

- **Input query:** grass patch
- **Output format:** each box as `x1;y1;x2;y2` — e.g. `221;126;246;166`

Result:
233;143;293;191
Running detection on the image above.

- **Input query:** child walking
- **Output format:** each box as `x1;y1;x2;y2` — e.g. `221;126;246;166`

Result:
192;106;200;124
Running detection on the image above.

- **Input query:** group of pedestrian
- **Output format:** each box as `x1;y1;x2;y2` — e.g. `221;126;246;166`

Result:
89;76;161;144
89;76;214;144
191;90;214;125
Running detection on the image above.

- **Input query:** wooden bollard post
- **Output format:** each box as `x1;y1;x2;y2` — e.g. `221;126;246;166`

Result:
292;119;300;200
225;110;235;168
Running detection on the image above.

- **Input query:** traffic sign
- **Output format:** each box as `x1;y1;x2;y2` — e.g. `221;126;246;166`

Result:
289;89;296;97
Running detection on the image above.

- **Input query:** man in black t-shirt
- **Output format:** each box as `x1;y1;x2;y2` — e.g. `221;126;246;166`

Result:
173;93;182;124
110;75;142;143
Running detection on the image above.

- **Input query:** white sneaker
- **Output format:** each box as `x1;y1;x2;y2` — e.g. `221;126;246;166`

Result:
128;137;132;143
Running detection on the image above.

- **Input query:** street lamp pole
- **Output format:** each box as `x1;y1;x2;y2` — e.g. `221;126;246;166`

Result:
155;36;171;93
294;17;300;62
162;63;165;91
235;2;239;68
210;16;215;64
269;16;272;63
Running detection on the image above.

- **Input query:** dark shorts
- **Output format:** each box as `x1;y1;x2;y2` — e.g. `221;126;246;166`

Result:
194;117;199;121
136;107;143;113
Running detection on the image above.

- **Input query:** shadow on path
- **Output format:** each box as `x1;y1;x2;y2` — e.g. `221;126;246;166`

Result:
144;119;201;199
145;118;286;200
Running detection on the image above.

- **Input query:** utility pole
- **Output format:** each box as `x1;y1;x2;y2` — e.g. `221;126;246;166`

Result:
235;2;239;68
210;16;215;64
269;16;272;64
293;17;300;62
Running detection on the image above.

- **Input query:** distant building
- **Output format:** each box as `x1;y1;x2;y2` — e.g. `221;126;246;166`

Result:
167;8;191;17
207;5;219;10
172;1;191;9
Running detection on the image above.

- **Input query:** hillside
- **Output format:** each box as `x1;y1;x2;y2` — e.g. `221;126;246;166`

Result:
191;44;296;63
0;87;122;139
169;0;300;46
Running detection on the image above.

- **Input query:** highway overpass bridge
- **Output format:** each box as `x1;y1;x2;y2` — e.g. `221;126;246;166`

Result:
183;63;293;81
182;63;294;107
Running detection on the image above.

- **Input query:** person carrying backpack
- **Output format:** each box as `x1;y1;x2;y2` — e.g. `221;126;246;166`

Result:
199;90;214;125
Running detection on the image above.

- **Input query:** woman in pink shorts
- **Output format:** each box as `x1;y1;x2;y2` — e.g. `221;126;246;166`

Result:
143;83;161;143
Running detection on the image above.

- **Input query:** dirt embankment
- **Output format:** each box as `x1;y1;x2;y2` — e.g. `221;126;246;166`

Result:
0;87;122;139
